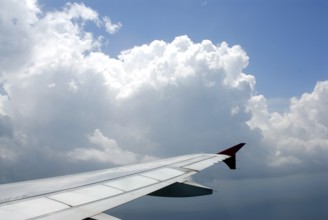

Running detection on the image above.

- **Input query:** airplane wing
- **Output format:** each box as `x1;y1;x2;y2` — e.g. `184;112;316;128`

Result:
0;143;245;220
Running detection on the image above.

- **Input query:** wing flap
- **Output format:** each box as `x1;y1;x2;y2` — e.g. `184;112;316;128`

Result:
141;167;185;181
104;175;158;191
0;197;69;220
48;185;123;207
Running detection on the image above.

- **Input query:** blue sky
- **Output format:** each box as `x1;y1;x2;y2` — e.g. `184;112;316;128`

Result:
41;0;328;98
0;0;327;219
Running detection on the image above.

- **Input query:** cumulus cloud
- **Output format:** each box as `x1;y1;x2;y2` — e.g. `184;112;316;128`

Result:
247;81;328;169
0;0;327;184
68;129;154;165
103;16;122;34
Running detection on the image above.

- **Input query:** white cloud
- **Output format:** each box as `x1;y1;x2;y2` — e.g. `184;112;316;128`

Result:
267;150;302;167
247;81;328;167
64;2;99;22
103;16;122;34
68;129;139;165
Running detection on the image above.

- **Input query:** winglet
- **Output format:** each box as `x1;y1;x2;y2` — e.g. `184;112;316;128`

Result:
218;143;245;169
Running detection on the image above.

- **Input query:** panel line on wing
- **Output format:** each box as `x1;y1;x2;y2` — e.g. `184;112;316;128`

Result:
103;175;159;192
170;154;215;168
141;167;186;181
47;185;123;207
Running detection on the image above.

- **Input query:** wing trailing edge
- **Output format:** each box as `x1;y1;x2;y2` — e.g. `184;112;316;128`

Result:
218;143;245;169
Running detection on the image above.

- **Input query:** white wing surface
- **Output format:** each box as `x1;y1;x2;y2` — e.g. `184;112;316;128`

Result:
0;143;245;220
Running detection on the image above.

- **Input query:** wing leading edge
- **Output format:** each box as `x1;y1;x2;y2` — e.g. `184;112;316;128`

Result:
0;143;245;220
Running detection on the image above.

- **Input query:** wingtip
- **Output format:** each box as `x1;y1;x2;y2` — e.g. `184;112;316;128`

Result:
217;143;245;169
217;143;245;155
